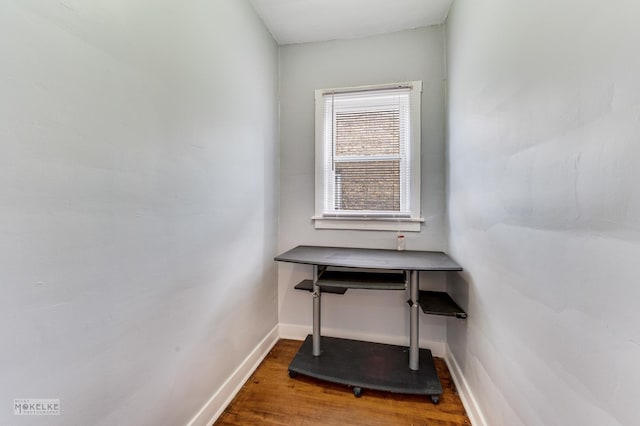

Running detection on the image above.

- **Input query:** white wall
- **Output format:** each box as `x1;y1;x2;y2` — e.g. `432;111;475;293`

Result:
278;27;449;349
446;0;640;425
0;1;278;425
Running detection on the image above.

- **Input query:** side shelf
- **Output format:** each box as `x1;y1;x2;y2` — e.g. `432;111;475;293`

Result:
418;291;467;319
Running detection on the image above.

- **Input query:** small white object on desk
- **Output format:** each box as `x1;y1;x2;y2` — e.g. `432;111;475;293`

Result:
397;234;406;251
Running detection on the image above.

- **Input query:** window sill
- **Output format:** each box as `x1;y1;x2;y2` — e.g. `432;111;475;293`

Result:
312;216;423;232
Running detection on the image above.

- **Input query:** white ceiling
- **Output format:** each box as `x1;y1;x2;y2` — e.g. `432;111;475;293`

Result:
249;0;454;45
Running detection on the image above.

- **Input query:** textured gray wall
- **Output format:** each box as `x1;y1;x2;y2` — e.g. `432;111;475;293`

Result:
446;0;640;424
0;1;278;424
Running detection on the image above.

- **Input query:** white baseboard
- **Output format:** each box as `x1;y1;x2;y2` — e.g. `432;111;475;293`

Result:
445;344;487;426
278;323;446;357
186;325;280;426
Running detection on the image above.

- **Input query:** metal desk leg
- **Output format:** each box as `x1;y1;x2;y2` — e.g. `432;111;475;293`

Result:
312;265;321;356
409;270;419;370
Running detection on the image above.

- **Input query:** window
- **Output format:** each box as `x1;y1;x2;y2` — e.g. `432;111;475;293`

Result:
313;81;423;231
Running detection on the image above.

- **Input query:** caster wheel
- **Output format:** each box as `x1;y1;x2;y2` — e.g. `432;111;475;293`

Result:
430;395;440;405
353;387;363;398
288;370;298;378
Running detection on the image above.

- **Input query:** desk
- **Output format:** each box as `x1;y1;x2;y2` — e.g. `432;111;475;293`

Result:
275;245;464;402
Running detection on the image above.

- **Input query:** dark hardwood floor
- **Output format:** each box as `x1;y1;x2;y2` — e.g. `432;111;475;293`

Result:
215;339;471;426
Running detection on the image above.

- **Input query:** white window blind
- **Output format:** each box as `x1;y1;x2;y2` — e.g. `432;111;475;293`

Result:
321;87;412;217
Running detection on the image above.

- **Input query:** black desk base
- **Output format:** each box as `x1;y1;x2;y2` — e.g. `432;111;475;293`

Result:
288;335;442;403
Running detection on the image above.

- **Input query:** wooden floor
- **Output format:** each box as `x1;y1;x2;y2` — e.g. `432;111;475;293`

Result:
215;339;471;426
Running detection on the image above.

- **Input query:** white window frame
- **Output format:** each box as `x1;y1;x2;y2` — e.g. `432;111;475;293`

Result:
313;81;423;232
